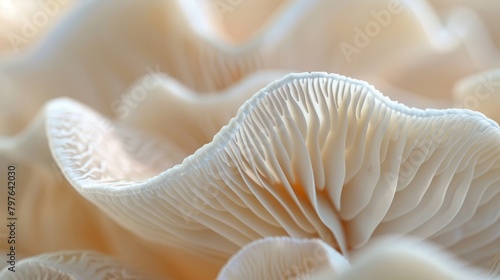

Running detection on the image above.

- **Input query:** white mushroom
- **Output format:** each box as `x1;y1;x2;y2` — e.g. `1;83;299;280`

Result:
0;251;154;280
1;1;500;278
338;236;496;280
0;72;285;279
217;236;494;280
39;72;500;274
217;237;350;280
2;0;497;135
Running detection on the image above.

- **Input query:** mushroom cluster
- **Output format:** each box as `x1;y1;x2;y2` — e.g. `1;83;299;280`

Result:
0;0;499;279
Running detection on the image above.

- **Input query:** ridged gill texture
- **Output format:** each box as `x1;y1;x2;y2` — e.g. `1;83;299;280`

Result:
0;251;154;280
41;72;500;269
1;0;500;279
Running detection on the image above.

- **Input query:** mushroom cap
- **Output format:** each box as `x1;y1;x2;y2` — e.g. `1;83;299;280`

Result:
1;0;500;279
38;72;500;271
338;236;495;280
2;0;498;135
217;237;350;280
217;236;493;280
0;72;287;280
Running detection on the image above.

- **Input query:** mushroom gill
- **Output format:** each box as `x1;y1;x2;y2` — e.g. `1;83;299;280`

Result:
29;72;500;275
0;72;287;279
1;2;500;278
0;251;154;280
